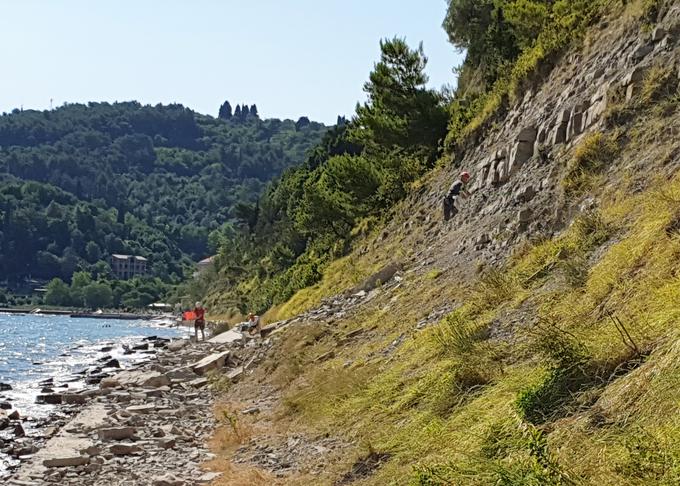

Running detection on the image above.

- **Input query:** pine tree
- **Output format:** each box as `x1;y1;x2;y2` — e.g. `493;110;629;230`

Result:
234;104;242;119
218;101;232;119
250;104;259;118
242;105;250;118
295;116;310;131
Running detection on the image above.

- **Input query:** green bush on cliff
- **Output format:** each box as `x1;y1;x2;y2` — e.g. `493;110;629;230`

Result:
209;38;448;313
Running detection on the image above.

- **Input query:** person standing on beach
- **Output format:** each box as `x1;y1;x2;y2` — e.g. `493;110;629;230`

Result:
194;302;206;341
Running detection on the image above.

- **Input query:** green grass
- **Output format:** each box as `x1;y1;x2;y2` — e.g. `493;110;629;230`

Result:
261;165;680;484
563;132;620;196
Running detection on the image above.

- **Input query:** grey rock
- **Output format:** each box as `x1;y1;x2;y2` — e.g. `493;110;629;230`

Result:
191;351;230;375
156;437;176;449
623;66;647;86
196;472;222;484
81;446;102;456
126;404;157;414
518;208;533;223
497;158;510;183
153;474;185;486
353;262;402;292
226;368;244;382
631;43;653;61
517;185;536;203
651;27;666;42
517;126;537;143
98;427;136;441
509;140;534;176
43;455;90;468
164;367;197;381
103;359;120;368
109;443;141;455
187;377;209;388
62;393;87;405
167;339;189;352
36;394;62;405
566;104;587;142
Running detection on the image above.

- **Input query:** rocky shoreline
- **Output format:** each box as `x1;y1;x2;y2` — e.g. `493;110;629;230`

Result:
3;328;266;485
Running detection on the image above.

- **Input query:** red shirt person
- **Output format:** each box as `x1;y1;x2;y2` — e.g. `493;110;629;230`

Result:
194;302;206;341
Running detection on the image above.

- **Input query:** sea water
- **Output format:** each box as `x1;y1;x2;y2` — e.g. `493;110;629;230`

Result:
0;313;187;419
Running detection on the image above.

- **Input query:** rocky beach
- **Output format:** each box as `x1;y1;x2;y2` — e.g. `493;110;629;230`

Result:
2;321;268;486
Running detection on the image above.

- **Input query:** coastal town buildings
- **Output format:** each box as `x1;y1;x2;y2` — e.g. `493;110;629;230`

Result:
110;254;148;279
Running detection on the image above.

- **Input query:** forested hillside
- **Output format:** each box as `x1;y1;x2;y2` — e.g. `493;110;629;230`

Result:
202;1;680;485
204;0;628;316
0;101;327;300
204;39;449;313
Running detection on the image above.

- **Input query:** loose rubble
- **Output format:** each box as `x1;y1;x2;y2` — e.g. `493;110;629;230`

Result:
6;329;272;486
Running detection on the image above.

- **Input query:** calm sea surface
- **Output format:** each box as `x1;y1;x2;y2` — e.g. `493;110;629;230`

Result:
0;313;186;419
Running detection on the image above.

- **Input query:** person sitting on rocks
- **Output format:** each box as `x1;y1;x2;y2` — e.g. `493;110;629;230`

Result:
245;312;261;335
236;312;260;335
443;171;471;221
194;302;206;341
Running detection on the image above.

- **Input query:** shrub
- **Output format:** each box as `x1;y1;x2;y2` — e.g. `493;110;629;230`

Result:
435;307;488;355
516;322;590;424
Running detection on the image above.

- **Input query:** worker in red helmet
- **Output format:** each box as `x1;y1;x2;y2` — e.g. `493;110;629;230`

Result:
443;171;471;221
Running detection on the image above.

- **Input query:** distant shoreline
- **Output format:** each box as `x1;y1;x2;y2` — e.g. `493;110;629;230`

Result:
0;308;174;321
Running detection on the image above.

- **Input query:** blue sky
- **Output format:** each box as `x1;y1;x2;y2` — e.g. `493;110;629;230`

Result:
0;1;464;124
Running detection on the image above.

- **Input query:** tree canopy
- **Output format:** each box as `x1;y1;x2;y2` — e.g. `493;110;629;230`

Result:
206;38;448;313
0;101;327;287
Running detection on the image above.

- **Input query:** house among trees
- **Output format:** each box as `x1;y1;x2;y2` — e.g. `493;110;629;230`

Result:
193;256;216;277
110;254;148;279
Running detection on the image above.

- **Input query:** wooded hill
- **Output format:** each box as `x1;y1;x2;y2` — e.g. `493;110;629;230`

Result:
0;102;327;289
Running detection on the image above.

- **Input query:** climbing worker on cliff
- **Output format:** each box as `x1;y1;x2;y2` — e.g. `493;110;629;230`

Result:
193;302;206;341
443;171;471;221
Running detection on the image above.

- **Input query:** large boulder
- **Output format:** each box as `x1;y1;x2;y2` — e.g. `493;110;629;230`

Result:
191;351;230;375
208;329;243;345
112;370;171;389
